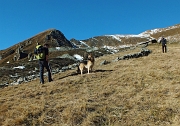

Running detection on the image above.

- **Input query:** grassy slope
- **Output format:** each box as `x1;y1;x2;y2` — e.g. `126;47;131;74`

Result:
1;43;180;126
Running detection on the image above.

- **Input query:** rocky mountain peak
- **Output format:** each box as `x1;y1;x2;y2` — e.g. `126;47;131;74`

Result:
0;29;74;65
46;29;74;47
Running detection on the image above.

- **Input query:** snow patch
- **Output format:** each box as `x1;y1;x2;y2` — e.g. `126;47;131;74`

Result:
73;54;83;61
106;34;149;41
79;41;90;47
13;66;25;69
56;47;61;50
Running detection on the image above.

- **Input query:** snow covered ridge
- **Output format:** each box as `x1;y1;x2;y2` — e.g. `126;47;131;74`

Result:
105;24;180;42
166;24;180;30
79;41;90;47
140;24;180;36
104;24;180;41
105;34;150;41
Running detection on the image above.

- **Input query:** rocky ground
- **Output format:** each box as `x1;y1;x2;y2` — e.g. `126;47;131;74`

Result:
1;43;180;126
0;44;150;88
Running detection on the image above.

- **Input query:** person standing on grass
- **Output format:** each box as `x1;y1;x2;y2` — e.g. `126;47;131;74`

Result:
160;36;167;53
34;43;53;84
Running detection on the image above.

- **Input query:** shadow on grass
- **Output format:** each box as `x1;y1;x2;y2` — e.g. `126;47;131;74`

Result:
58;69;113;80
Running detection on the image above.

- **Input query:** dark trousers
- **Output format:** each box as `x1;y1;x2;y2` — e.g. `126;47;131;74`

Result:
39;60;52;83
162;45;167;53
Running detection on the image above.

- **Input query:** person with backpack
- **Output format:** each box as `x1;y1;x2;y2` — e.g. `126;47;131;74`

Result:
160;36;167;53
34;43;53;84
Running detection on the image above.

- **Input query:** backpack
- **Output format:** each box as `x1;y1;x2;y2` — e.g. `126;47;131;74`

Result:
34;45;45;59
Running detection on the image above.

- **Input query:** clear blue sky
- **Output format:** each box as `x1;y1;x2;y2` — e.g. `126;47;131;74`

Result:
0;0;179;50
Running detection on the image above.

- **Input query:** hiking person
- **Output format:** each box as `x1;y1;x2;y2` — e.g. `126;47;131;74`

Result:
34;43;53;84
160;36;167;53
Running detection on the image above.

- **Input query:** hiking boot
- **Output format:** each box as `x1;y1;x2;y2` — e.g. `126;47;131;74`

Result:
49;79;53;82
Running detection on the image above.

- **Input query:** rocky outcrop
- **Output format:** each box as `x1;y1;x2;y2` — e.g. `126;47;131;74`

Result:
13;47;28;61
117;48;152;61
28;52;34;61
46;29;74;47
70;38;82;48
100;48;152;65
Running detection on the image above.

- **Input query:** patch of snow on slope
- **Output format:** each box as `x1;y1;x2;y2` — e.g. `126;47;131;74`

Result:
139;29;161;36
79;41;90;47
92;37;98;41
73;54;83;61
106;34;149;41
106;35;122;41
167;25;180;30
140;25;180;36
102;46;119;53
103;45;118;50
103;44;132;49
56;47;61;50
13;66;25;69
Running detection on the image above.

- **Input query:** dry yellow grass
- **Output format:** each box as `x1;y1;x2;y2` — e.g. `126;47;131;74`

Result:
1;43;180;126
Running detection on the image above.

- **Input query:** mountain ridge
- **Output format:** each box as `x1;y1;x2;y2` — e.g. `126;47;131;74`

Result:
0;23;179;84
70;23;180;50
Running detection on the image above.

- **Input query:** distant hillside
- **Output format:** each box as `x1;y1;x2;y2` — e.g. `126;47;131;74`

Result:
0;29;74;65
141;24;180;42
0;23;180;65
77;24;180;48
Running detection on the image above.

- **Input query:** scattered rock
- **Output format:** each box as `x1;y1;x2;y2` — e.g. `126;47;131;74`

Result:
100;60;110;65
0;46;152;88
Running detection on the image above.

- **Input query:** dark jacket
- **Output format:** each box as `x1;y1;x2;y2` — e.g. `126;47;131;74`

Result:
160;38;167;46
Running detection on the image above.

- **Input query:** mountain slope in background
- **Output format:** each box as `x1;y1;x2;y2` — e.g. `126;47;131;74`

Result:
0;23;180;65
0;23;180;85
78;24;180;48
0;29;74;65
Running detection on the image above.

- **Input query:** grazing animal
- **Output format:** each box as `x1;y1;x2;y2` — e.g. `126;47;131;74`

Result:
78;53;95;75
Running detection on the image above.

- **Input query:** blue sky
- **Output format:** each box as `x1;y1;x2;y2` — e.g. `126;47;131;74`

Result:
0;0;179;50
